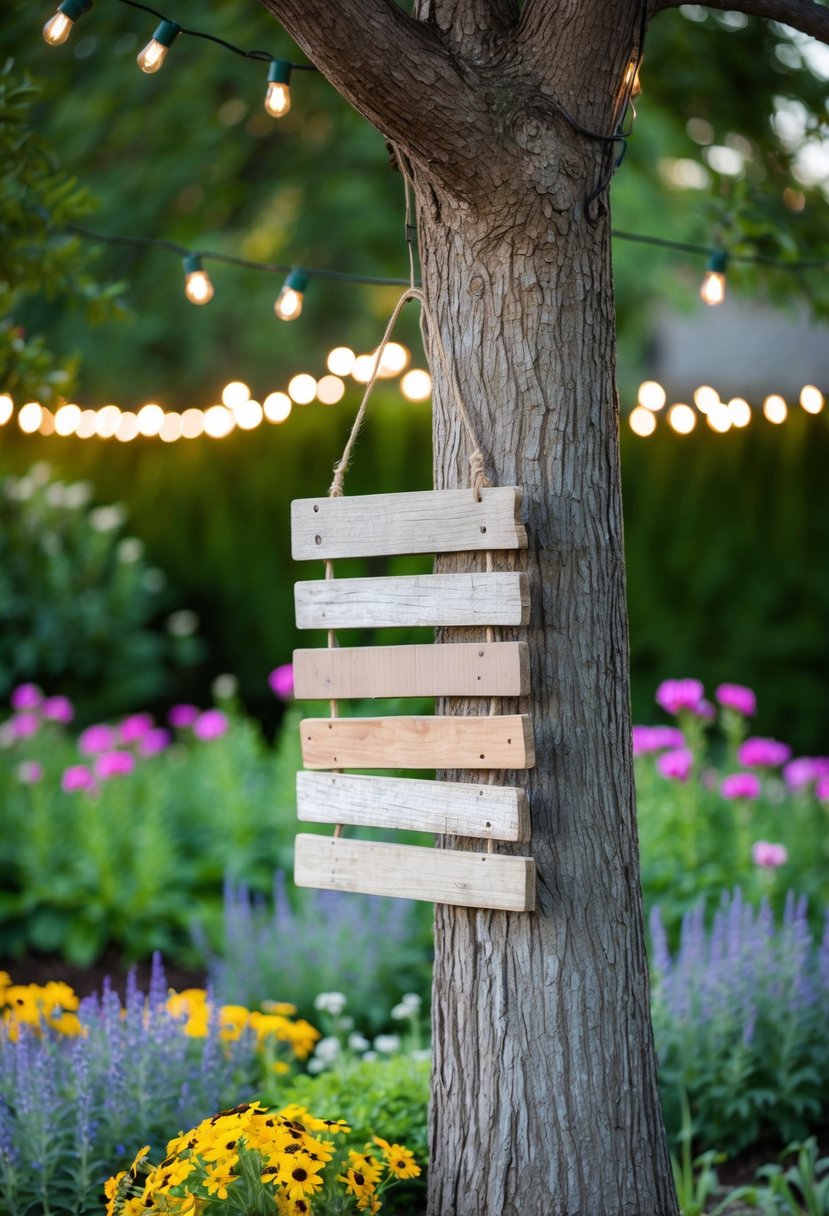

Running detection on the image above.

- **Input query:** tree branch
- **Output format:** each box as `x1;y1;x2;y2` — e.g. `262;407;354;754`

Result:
651;0;829;45
415;0;521;53
257;0;501;198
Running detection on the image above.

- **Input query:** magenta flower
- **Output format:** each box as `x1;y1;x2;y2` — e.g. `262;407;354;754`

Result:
119;713;155;744
94;750;136;780
783;756;829;791
268;664;294;702
11;713;39;739
721;771;762;801
10;683;42;711
41;695;74;724
632;725;685;756
17;760;43;784
168;703;200;729
816;775;829;802
138;727;171;756
78;724;117;755
737;737;792;768
655;679;706;716
656;747;694;782
715;683;757;717
61;764;95;793
752;841;788;868
193;709;229;741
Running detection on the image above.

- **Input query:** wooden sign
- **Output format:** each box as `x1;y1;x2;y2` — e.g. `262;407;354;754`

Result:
290;485;536;913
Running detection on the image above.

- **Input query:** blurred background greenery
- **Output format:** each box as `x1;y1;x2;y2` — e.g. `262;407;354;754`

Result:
1;0;828;746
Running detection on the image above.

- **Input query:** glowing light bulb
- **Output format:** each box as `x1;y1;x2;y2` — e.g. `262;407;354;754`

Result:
234;399;263;430
115;413;139;443
137;20;180;73
43;0;92;45
693;385;720;414
401;369;432;401
203;405;235;438
700;250;727;306
181;409;205;438
263;392;291;423
706;402;731;433
94;405;121;438
38;409;55;436
800;385;824;415
629;407;656;436
351;355;376;384
727;398;752;428
222;381;250;409
317;375;345;405
54;403;81;435
76;410;97;439
274;270;308;321
327;347;355;376
668;404;696;434
183;254;214;305
288;374;317;405
763;394;787;424
18;402;43;434
137;403;165;437
379;342;410;376
159;412;183;443
264;60;292;117
637;381;666;411
0;394;13;425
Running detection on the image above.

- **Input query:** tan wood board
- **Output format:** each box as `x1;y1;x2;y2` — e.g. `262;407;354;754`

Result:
296;771;530;841
293;641;529;700
291;487;527;560
295;833;536;911
294;572;529;630
300;714;534;770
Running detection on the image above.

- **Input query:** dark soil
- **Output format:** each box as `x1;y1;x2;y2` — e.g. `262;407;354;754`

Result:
1;948;206;999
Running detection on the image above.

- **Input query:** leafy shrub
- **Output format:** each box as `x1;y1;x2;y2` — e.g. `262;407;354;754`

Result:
651;888;829;1154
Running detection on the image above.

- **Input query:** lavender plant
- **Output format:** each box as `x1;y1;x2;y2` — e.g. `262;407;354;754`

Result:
651;888;829;1153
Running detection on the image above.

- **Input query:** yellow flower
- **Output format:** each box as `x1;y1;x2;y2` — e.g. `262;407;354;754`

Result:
338;1166;378;1199
218;1004;251;1041
129;1145;151;1178
145;1157;194;1193
356;1196;382;1215
104;1171;126;1216
347;1151;383;1185
262;1000;297;1016
203;1162;237;1199
376;1143;420;1180
279;1154;325;1202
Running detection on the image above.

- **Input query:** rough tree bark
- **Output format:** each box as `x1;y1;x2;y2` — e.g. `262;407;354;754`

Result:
255;0;829;1211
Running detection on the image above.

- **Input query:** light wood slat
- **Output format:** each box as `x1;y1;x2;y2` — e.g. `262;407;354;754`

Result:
291;487;526;560
294;572;528;630
295;834;536;911
297;771;530;841
300;715;534;771
293;641;529;700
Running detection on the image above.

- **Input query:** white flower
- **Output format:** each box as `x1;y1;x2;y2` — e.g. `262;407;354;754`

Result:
117;538;144;563
402;992;422;1008
314;991;348;1016
307;1058;326;1074
166;609;199;637
348;1033;370;1052
31;462;51;486
89;504;127;532
373;1034;401;1055
314;1036;341;1062
362;1050;378;1062
339;1015;354;1031
391;1004;412;1021
45;483;67;508
64;481;92;509
211;673;239;701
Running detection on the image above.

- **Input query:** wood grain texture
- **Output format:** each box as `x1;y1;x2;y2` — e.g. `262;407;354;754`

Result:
293;641;529;699
295;833;536;911
291;487;526;561
300;714;534;770
297;771;530;840
294;572;529;630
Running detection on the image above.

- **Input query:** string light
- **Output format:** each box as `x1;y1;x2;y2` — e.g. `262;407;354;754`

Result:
667;404;697;434
727;397;752;427
264;60;292;118
137;403;165;436
288;374;317;404
400;369;432;401
693;385;720;414
316;375;345;405
137;19;181;73
637;380;666;411
700;250;727;306
629;406;657;436
183;254;214;305
264;392;292;423
706;401;732;432
800;385;825;414
18;403;44;434
43;0;92;46
763;394;787;424
0;395;13;425
327;347;355;376
203;405;235;438
221;381;250;409
274;270;308;321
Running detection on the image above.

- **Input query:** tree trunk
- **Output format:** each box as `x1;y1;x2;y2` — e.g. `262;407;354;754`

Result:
416;118;677;1216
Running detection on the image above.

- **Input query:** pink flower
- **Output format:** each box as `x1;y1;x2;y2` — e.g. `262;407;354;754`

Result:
721;772;762;801
138;727;170;756
78;724;117;755
655;679;706;716
783;757;829;791
752;841;788;868
193;709;229;741
10;683;42;711
816;775;829;802
268;664;295;702
119;713;154;744
41;695;74;724
11;713;39;740
715;683;757;717
168;704;200;729
632;725;685;756
656;747;694;782
738;737;792;768
61;764;95;793
17;760;43;784
94;751;135;780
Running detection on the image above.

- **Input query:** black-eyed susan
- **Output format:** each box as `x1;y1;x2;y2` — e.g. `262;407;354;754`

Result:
203;1162;237;1200
279;1155;325;1202
338;1164;378;1200
373;1138;421;1180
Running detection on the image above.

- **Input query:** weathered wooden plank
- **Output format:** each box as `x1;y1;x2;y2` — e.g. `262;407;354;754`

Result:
294;572;528;630
296;771;530;840
293;641;529;700
295;833;536;911
291;487;526;560
300;715;534;770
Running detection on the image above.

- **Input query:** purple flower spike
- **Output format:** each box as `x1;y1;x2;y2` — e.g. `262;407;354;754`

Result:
10;683;43;711
738;737;792;768
138;727;171;757
77;724;116;755
783;756;829;791
721;771;762;801
655;679;706;716
61;764;95;793
632;725;685;756
12;713;39;739
94;751;136;780
715;683;757;717
817;775;829;802
268;664;295;701
656;747;694;782
752;841;788;868
193;709;229;741
119;713;154;744
17;760;44;784
41;695;74;723
168;703;200;729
